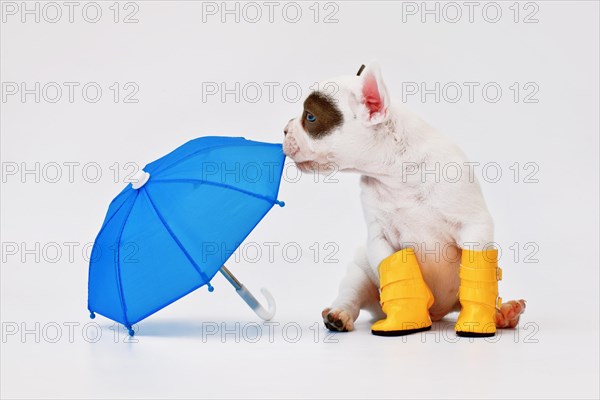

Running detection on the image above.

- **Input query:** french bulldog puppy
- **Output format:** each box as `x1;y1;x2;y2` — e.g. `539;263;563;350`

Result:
283;63;525;333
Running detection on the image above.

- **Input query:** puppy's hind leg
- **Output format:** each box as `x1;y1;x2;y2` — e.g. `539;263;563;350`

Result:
322;247;383;332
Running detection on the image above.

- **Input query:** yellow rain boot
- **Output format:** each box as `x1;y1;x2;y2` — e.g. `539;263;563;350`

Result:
371;248;434;336
455;248;502;337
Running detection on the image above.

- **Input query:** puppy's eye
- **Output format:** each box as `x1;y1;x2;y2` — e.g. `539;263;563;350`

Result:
306;113;316;122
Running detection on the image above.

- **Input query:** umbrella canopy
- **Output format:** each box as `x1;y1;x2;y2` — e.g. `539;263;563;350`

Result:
88;136;285;334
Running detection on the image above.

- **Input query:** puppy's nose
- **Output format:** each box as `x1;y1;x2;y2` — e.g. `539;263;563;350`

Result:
284;118;294;136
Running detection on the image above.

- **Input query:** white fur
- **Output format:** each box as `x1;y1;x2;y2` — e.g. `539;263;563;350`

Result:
283;63;494;331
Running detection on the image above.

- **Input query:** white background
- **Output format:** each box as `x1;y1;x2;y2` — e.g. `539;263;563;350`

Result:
1;1;599;398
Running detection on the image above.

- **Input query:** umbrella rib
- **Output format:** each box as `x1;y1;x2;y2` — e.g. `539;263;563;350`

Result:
141;187;211;284
152;142;280;176
88;191;135;313
91;191;136;247
150;178;279;205
149;145;226;176
113;193;138;330
151;144;233;175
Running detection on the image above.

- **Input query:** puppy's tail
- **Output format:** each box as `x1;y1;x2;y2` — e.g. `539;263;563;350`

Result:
495;299;526;328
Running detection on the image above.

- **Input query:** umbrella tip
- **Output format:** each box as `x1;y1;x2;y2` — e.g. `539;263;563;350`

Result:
207;283;214;292
131;170;150;190
89;311;95;319
275;200;285;207
128;328;135;336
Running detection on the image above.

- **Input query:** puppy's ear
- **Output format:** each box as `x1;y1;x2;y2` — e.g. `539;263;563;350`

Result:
358;62;389;125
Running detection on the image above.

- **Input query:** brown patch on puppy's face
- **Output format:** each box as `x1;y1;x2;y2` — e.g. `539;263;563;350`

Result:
301;92;344;139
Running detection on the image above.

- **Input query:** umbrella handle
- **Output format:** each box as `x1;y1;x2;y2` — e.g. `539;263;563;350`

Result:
236;286;276;321
219;266;276;321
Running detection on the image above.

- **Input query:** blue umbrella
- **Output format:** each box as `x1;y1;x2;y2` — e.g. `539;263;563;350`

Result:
87;136;285;336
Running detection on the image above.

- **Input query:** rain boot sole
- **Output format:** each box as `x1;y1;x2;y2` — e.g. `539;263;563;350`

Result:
456;331;496;338
371;325;431;337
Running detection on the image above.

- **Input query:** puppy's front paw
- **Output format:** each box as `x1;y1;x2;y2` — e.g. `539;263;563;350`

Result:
495;299;527;328
321;307;354;332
